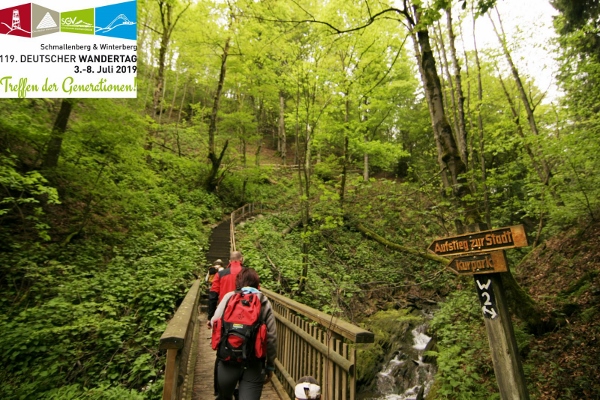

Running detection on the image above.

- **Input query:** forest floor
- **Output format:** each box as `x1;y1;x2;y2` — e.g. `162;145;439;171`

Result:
515;220;600;398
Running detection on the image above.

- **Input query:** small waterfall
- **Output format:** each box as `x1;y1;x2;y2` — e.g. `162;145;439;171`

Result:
371;323;436;400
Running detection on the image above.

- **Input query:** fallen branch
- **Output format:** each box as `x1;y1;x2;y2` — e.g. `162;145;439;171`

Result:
352;221;450;265
281;218;303;236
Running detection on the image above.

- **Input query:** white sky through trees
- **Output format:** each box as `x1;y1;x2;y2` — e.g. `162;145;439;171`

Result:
463;0;561;102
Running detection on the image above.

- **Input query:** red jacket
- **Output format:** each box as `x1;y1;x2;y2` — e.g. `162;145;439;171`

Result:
207;261;243;318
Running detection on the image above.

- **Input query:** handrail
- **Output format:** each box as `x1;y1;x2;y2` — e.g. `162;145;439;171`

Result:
159;280;202;400
263;288;374;344
230;204;375;400
262;287;373;400
230;203;264;252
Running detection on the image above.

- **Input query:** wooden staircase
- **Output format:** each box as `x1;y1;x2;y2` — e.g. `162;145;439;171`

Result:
205;219;231;267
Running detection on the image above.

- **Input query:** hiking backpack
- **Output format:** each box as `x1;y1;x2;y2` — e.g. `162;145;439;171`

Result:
211;291;268;363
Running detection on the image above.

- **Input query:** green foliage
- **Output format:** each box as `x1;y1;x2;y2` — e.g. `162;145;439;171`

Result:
0;93;221;399
0;199;211;398
429;289;498;399
0;154;60;241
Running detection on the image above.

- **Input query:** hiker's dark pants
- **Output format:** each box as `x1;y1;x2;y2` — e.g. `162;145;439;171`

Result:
214;358;219;395
217;359;265;400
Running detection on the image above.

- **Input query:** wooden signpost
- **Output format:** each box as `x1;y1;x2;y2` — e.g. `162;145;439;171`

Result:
429;224;530;400
427;225;528;256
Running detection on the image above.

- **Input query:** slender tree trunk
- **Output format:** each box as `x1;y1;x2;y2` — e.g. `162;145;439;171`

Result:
340;97;350;206
279;91;286;164
497;74;546;183
144;61;155;110
294;75;309;295
363;151;369;181
446;6;468;166
242;139;247;167
148;1;189;151
206;38;231;191
433;20;459;140
43;99;74;169
208;38;230;156
255;138;262;167
153;15;170;119
490;9;552;184
175;79;187;157
255;99;264;167
472;18;492;228
168;68;179;120
158;72;167;126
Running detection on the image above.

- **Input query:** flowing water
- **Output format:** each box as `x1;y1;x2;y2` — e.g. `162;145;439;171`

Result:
372;322;436;400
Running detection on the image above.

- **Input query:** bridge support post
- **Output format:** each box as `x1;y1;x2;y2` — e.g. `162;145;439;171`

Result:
163;349;178;400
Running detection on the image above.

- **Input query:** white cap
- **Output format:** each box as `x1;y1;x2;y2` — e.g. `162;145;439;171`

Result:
294;382;321;399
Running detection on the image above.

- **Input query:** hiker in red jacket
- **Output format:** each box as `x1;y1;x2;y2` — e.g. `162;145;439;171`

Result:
208;251;244;320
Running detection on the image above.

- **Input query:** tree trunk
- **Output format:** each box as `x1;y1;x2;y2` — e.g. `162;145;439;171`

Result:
362;98;370;182
168;67;179;120
175;79;187;157
490;9;552;184
446;6;468;166
206;38;231;191
279;91;286;164
208;38;230;156
433;20;459;143
472;16;492;228
255;138;262;167
241;139;247;167
410;31;451;190
148;1;189;151
207;141;229;192
497;75;547;184
255;99;264;167
340;97;350;206
43;99;74;169
416;28;470;204
153;8;170;119
363;147;369;181
158;71;168;126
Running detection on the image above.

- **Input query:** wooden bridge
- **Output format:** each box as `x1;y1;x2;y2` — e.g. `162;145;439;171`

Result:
159;204;375;400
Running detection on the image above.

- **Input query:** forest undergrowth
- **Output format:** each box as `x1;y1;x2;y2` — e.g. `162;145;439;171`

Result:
235;172;600;400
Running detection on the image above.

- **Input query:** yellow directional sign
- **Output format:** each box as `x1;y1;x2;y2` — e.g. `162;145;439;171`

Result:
448;251;508;275
428;225;528;257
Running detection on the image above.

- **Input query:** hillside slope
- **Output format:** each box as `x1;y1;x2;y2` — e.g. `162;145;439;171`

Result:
517;221;600;398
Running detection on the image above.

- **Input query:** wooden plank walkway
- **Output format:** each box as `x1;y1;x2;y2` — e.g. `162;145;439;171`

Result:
192;311;282;400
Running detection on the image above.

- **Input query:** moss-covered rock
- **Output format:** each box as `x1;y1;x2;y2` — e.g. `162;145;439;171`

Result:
356;309;424;389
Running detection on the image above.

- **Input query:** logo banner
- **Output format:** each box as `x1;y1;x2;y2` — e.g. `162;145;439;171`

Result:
0;0;137;98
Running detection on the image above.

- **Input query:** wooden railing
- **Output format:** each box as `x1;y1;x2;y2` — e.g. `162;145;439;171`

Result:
230;203;264;252
263;288;374;400
159;280;202;400
231;203;375;400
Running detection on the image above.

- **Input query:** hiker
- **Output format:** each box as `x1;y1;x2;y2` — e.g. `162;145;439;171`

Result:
209;268;277;400
207;251;245;397
294;376;321;400
208;251;244;321
205;259;224;285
